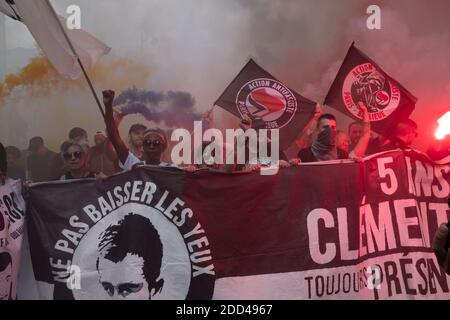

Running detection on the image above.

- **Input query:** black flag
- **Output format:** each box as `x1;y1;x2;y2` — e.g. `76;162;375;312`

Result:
324;43;417;137
215;59;316;150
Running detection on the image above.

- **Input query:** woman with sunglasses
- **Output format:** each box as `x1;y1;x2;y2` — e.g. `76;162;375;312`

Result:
102;90;175;171
60;140;99;180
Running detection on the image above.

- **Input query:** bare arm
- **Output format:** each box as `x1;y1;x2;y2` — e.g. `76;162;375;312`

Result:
102;90;129;164
294;103;322;149
350;102;371;158
202;107;215;129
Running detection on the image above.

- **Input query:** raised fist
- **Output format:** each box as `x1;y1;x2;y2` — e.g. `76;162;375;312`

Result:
102;90;115;107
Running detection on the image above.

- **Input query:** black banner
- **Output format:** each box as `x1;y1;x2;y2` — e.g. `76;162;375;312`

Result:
27;150;450;300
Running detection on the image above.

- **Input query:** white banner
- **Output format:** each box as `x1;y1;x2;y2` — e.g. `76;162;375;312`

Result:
0;179;26;300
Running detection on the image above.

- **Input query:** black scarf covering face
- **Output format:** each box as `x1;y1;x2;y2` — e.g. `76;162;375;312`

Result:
311;126;338;161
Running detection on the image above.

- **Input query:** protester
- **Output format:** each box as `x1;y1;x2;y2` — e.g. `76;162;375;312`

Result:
47;141;70;180
94;131;107;146
432;198;450;275
88;131;120;176
292;102;370;163
292;103;323;151
231;115;289;172
295;113;346;162
128;123;147;160
348;121;364;152
336;131;350;154
26;136;57;182
367;119;418;155
68;127;89;144
102;90;175;171
60;140;100;180
5;146;26;180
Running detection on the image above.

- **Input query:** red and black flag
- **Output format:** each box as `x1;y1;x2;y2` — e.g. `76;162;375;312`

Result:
324;43;417;136
214;59;316;150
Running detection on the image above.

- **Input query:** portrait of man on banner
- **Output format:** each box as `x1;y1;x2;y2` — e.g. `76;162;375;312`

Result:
96;213;165;300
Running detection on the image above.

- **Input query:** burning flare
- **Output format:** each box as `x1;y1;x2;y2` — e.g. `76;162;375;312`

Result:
435;111;450;140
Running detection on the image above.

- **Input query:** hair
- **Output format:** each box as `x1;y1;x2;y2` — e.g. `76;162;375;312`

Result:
0;143;7;174
28;136;44;149
59;140;72;153
348;121;363;132
129;123;147;134
336;130;348;138
61;139;90;154
68;127;87;140
5;146;21;160
317;114;337;128
94;131;107;139
0;252;12;272
96;213;164;296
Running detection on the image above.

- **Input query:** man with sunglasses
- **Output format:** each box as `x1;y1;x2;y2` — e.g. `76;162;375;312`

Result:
102;90;175;171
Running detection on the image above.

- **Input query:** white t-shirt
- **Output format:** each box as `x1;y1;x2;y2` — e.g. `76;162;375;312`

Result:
119;152;176;171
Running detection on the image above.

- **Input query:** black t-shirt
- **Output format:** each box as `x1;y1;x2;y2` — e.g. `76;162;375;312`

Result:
27;150;57;182
63;171;97;180
6;164;26;180
297;147;348;163
366;137;409;155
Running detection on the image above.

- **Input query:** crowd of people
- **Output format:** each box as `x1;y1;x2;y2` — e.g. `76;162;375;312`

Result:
0;89;449;181
0;89;449;276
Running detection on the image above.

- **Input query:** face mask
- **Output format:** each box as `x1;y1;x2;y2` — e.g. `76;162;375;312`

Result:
317;126;336;147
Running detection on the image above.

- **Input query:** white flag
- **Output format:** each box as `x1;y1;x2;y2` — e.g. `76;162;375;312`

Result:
0;0;110;79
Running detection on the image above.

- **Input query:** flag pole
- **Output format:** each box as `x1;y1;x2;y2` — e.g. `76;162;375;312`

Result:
44;0;105;118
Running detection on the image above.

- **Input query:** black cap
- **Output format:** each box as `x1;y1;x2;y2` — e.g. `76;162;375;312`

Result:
28;136;44;152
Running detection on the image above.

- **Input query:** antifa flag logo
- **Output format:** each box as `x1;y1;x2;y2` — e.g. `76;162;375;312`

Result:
215;59;316;150
343;63;400;121
324;43;417;134
236;78;297;127
352;70;390;109
248;88;285;119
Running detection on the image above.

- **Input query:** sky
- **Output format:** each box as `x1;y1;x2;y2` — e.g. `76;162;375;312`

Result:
1;0;449;151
